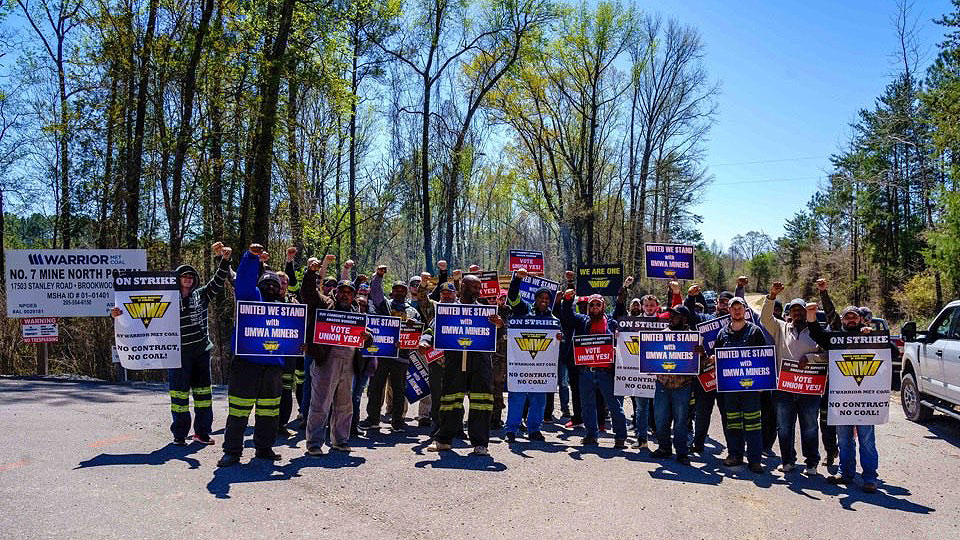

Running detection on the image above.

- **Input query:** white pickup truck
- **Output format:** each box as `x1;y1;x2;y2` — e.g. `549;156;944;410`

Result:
900;300;960;422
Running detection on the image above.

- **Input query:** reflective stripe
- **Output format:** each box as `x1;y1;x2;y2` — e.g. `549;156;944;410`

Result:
282;382;293;391
441;392;466;402
170;390;190;399
228;396;256;406
191;387;212;396
228;407;251;417
508;296;522;307
255;408;279;417
193;400;212;408
439;403;464;411
743;411;761;419
726;422;743;430
469;403;494;411
256;397;281;406
744;423;762;431
468;392;494;401
171;404;190;413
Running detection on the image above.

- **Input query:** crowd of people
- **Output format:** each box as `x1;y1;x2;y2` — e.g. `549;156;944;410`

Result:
120;242;886;493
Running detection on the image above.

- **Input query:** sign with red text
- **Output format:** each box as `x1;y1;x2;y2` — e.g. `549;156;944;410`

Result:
574;333;615;367
509;249;545;274
312;309;367;348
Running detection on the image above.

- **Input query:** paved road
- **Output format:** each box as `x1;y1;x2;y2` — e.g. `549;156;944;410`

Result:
1;377;957;539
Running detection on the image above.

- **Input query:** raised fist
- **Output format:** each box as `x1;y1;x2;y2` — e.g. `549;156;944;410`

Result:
564;270;575;282
688;284;701;296
248;243;264;255
308;258;321;272
468;264;480;272
420;271;432;282
110;306;122;318
669;281;680;293
452;269;463;280
770;281;784;297
515;268;528;279
376;265;388;276
737;276;748;286
286;246;297;261
324;254;336;264
211;241;224;255
345;259;355;269
815;278;828;292
624;275;635;288
220;246;232;260
259;251;270;263
437;260;448;271
564;288;576;301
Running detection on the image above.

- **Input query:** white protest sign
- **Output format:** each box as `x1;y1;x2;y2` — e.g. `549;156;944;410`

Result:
506;317;560;393
113;271;181;370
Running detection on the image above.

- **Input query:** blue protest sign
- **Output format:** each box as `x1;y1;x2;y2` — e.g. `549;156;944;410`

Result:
644;243;695;280
715;346;777;392
433;303;497;352
361;314;401;358
234;301;307;357
516;274;560;307
696;314;730;355
405;353;431;403
637;331;700;374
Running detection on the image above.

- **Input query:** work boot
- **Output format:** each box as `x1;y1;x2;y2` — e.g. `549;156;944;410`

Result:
504;432;516;443
427;442;453;452
216;453;240;467
305;446;324;456
581;435;599;446
650;448;672;459
470;446;489;456
254;448;282;461
528;431;546;442
676;454;691;466
822;452;837;467
748;463;764;474
723;456;745;467
172;437;187;446
192;434;215;445
614;439;627;449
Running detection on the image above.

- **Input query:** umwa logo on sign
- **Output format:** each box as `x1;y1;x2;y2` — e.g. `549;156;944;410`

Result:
836;353;883;386
624;336;640;356
514;332;552;359
123;295;171;329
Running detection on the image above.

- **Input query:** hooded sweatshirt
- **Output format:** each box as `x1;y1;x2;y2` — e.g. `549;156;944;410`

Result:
233;250;285;366
177;258;230;358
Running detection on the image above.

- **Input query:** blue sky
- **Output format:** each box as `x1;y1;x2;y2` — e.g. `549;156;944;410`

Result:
650;0;953;248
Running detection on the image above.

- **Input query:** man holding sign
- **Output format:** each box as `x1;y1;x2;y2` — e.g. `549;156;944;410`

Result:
649;306;701;465
560;287;627;448
301;255;372;456
503;269;561;443
711;297;769;473
806;304;892;493
424;274;504;456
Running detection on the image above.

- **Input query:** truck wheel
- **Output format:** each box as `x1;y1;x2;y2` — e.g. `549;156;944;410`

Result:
901;373;933;423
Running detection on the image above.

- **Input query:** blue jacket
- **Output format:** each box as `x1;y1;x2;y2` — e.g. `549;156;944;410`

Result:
234;250;284;366
559;297;618;337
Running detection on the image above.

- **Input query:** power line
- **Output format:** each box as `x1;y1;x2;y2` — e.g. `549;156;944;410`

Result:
709;156;827;167
711;175;823;186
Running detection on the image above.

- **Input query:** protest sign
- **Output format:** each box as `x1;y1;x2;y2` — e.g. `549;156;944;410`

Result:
696;314;730;355
618;316;670;332
465;271;501;299
433;303;497;352
21;318;58;343
234;301;306;356
827;333;892;425
312;309;367;348
398;320;424;349
423;347;445;363
778;358;828;395
6;249;147;317
516;274;560;307
405;352;431;403
576;264;623;296
644;243;695;280
113;271;181;370
714;346;777;392
361;315;402;358
614;331;656;398
506;317;560;392
574;333;615;367
699;362;717;392
637;331;700;374
508;249;545;274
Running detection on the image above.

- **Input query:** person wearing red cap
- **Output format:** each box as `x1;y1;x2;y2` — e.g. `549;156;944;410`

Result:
560;286;627;448
490;288;512;429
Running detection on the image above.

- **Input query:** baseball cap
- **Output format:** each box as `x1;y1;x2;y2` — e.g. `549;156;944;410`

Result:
841;305;860;317
728;296;747;308
336;279;356;292
784;298;807;311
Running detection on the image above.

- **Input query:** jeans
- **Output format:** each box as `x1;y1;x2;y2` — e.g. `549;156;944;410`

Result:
579;368;627;440
505;392;547;435
837;425;878;483
722;391;763;464
558;359;570;413
654;382;692;456
820;392;838;457
774;391;821;467
299;353;314;419
631;397;651;441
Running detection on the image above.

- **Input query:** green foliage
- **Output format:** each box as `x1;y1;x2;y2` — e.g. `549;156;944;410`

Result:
925;189;960;293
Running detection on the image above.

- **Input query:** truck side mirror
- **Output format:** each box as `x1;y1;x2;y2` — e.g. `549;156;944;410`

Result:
902;321;916;342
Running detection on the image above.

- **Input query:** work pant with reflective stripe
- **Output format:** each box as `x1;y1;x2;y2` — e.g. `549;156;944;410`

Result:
436;351;493;447
491;352;507;422
222;357;284;455
278;356;298;431
168;350;213;439
721;391;763;464
365;357;407;426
